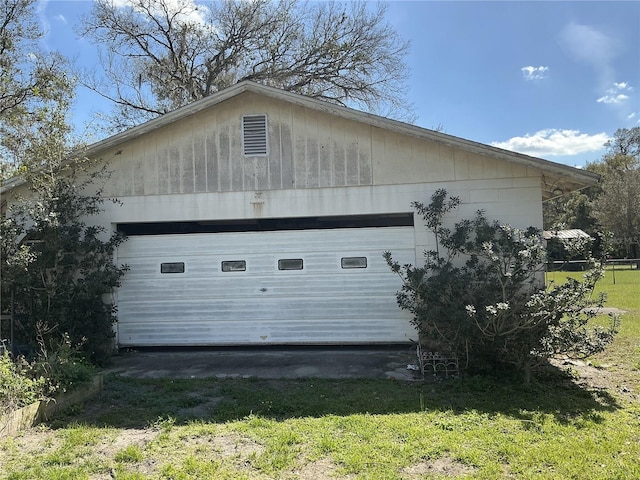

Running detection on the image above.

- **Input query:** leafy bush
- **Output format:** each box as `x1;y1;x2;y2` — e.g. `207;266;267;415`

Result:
0;353;45;416
1;160;127;365
0;337;95;416
385;189;619;383
31;334;96;396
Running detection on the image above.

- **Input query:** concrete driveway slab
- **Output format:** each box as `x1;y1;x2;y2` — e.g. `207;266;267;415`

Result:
103;346;421;381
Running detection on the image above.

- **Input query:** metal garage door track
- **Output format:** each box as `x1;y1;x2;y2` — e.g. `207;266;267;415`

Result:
103;346;420;381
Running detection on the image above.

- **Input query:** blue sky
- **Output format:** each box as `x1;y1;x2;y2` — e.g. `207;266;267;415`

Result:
38;1;640;167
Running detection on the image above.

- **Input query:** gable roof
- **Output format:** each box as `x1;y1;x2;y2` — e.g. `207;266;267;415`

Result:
2;81;599;198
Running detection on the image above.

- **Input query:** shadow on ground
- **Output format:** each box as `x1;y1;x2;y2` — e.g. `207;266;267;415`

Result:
50;365;621;430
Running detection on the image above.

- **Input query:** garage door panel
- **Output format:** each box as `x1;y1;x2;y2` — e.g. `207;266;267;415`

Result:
120;229;415;259
117;273;407;301
119;295;402;319
118;317;413;346
116;226;416;346
120;252;404;276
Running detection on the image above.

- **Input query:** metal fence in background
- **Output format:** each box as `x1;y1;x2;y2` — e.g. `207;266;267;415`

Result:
546;259;640;286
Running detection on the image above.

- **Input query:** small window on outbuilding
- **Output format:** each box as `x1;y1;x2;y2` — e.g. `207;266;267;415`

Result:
161;262;185;273
222;260;247;272
341;257;367;269
278;258;303;270
242;114;268;156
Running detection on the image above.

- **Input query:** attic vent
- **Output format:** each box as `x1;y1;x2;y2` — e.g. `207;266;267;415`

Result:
242;114;268;156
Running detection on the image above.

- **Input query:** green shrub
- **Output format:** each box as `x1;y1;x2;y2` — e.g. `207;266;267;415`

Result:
31;334;96;396
0;352;45;416
385;189;619;384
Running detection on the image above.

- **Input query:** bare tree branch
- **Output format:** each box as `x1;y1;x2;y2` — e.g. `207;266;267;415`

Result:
78;0;413;131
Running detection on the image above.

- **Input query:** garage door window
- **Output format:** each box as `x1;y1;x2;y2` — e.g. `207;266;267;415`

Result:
222;260;246;272
341;257;367;269
278;258;303;270
161;262;185;273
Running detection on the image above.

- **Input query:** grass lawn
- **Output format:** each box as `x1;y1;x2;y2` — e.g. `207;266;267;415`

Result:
1;268;638;479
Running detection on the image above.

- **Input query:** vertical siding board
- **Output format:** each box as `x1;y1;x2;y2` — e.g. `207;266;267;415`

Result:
255;157;269;190
121;152;133;196
482;156;498;179
306;138;319;188
453;148;470;180
132;143;145;195
242;158;253;190
168;146;180;193
345;122;360;185
317;118;332;187
181;136;195;193
193;134;207;193
333;140;346;186
331;118;347;186
381;130;401;184
346;141;359;185
205;130;219;192
370;127;385;186
417;139;430;178
110;156;126;196
467;153;484;179
318;142;331;187
280;122;294;189
359;149;371;185
157;146;169;194
230;115;243;191
354;124;368;185
305;109;319;188
424;139;439;174
510;162;527;178
218;127;231;191
437;145;456;180
292;106;306;188
268;116;282;190
142;135;158;195
131;158;145;195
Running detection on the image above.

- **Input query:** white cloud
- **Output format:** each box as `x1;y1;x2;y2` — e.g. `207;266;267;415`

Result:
560;22;618;68
597;94;629;104
490;129;610;157
560;22;620;87
521;66;549;81
597;82;633;104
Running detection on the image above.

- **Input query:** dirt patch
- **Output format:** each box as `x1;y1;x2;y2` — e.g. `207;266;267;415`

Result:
402;456;476;478
551;357;639;404
97;428;157;458
294;457;354;479
3;427;62;456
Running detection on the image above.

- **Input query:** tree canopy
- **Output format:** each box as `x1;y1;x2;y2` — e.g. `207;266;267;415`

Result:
1;0;126;364
79;0;412;131
544;127;640;259
592;128;640;258
0;0;74;178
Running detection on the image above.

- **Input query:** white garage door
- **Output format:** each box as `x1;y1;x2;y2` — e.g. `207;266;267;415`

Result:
116;226;416;346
